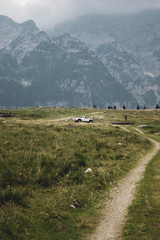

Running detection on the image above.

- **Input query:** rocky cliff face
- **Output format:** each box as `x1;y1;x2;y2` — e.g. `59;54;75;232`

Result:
0;15;136;108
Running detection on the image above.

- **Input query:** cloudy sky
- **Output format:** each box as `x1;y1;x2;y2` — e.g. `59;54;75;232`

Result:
0;0;160;30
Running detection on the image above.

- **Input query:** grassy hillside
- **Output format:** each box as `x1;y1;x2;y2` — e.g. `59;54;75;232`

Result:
122;150;160;240
0;108;159;240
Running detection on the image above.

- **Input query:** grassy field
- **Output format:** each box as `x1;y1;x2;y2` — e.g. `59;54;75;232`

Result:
0;108;159;240
122;150;160;240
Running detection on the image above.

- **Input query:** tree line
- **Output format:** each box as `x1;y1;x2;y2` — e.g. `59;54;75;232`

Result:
93;104;160;109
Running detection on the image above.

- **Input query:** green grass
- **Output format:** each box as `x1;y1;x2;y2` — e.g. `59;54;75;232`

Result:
142;121;160;136
122;150;160;240
0;108;157;239
1;107;98;120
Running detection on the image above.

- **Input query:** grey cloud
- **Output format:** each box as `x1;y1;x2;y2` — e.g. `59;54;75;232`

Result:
0;0;160;29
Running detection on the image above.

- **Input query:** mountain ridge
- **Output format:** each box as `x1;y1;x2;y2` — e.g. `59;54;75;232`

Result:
52;10;160;108
0;13;160;109
0;15;137;108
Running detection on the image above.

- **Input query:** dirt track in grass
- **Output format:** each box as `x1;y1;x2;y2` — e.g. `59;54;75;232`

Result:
88;131;160;240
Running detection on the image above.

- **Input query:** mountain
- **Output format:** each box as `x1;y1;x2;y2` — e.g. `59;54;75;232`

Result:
52;10;160;75
52;10;160;108
95;42;158;107
0;16;136;108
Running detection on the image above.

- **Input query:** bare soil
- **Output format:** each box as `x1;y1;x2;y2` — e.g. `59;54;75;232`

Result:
88;135;160;240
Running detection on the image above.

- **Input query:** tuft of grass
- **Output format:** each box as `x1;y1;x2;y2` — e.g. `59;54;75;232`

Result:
0;187;30;206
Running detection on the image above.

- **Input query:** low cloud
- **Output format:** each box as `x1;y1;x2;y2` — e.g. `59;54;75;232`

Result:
0;0;160;30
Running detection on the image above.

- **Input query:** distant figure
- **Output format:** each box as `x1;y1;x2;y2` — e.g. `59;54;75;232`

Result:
125;115;127;121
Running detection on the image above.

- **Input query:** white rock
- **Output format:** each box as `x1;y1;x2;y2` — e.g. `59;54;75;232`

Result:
70;204;76;209
85;168;92;173
117;143;122;145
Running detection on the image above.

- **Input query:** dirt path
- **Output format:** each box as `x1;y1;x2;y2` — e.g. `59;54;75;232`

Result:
10;116;73;125
88;134;160;240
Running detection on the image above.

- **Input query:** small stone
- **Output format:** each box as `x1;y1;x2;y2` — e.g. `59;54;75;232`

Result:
70;204;76;209
85;168;92;173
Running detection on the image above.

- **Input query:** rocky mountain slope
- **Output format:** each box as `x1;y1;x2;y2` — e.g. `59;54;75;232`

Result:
0;15;136;108
53;10;160;74
53;10;160;108
95;42;159;107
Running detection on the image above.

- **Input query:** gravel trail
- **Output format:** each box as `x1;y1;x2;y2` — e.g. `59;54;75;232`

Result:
88;135;160;240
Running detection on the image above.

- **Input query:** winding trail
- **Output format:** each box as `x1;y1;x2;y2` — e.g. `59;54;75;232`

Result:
88;130;160;240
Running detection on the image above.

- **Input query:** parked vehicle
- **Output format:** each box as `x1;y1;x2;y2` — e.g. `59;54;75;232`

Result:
73;116;93;123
